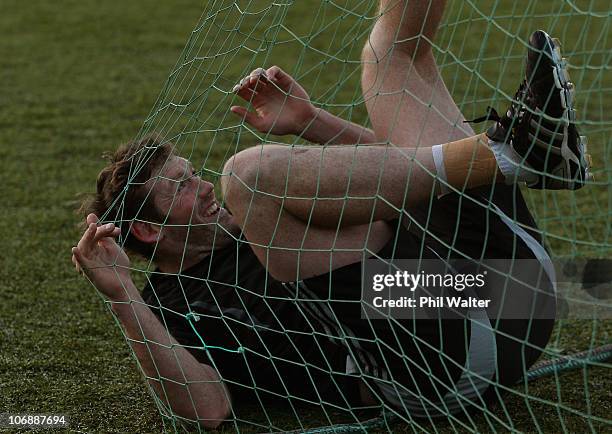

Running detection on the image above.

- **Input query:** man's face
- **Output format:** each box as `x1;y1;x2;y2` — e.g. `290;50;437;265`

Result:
150;155;238;252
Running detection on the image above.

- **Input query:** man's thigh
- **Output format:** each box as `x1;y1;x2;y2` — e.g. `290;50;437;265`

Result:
223;143;437;229
240;198;393;282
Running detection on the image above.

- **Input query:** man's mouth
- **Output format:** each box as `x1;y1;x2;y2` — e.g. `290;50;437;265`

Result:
203;201;220;217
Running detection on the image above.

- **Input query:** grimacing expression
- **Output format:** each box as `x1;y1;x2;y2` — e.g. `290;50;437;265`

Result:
151;155;236;239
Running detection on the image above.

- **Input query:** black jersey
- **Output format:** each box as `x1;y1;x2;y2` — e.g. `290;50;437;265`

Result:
140;227;470;415
141;237;360;409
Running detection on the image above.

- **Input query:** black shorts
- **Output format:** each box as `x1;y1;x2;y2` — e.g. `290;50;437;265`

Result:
302;217;556;417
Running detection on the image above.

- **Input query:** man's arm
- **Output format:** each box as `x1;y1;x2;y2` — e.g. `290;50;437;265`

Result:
301;107;376;145
72;215;231;428
231;66;376;145
110;283;231;428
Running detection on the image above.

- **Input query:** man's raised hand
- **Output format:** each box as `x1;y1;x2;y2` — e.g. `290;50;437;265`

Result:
72;213;134;301
230;66;317;136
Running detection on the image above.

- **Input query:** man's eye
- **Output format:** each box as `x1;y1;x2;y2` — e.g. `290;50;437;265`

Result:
177;170;199;191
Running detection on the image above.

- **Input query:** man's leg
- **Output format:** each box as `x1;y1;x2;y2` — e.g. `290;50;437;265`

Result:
225;140;497;227
362;0;474;147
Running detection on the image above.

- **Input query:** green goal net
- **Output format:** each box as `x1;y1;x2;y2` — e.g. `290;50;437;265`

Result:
94;0;611;432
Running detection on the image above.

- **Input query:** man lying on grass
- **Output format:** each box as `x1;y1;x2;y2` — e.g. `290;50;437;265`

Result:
72;0;591;428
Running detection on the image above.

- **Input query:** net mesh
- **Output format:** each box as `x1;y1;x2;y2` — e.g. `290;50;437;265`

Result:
96;0;610;432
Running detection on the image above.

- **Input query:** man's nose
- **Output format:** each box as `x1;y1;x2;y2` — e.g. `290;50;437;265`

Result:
198;180;215;199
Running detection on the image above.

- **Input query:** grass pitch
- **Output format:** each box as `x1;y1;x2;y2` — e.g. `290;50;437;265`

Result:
0;1;610;433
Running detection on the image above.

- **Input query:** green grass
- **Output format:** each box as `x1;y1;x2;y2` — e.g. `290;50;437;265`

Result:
0;0;610;433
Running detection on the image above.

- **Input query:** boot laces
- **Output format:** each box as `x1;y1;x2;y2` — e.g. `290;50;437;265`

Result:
464;81;530;131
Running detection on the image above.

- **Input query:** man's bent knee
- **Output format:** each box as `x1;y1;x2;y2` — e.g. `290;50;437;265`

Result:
221;144;287;209
221;146;260;209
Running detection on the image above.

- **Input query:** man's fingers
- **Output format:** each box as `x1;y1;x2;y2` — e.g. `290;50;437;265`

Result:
266;65;291;88
232;77;258;99
240;73;265;88
86;213;99;226
232;68;269;95
92;223;118;244
71;249;78;268
78;222;97;252
230;106;259;126
266;65;282;80
249;67;267;79
78;222;119;254
249;68;269;86
230;105;247;117
71;248;84;275
235;86;257;102
77;215;99;253
72;247;84;266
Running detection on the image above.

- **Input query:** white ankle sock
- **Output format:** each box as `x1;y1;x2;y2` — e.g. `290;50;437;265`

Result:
431;143;451;195
488;139;539;186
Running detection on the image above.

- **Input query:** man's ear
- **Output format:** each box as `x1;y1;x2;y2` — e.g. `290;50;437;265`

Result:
130;221;161;244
